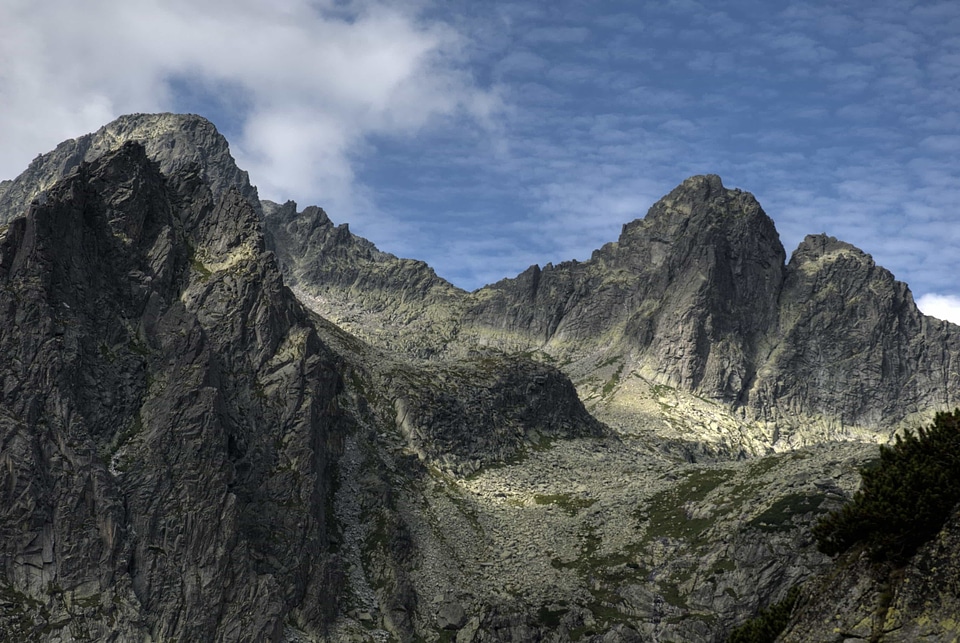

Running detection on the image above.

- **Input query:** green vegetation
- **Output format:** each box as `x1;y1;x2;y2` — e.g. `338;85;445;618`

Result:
533;493;596;515
187;243;213;280
636;468;735;543
748;493;826;533
651;383;675;398
536;605;568;628
725;585;800;643
813;409;960;562
601;364;624;396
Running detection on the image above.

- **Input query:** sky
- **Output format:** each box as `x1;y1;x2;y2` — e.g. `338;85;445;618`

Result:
2;0;959;321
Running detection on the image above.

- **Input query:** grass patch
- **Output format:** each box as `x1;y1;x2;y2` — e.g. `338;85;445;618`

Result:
187;243;213;281
596;354;623;369
651;383;675;397
710;558;737;575
660;581;689;609
601;364;625;396
745;454;786;478
636;468;736;543
537;606;569;628
748;493;826;533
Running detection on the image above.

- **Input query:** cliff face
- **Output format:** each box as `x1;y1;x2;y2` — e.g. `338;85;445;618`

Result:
466;174;787;404
0;141;346;641
0;116;608;642
261;200;465;358
0;112;259;224
747;234;960;436
277;172;960;450
461;176;960;443
779;507;960;642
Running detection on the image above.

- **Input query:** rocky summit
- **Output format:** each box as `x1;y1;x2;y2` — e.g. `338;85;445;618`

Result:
1;113;959;642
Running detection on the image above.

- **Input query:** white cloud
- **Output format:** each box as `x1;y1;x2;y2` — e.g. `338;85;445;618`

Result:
3;0;960;301
917;294;960;326
0;0;496;220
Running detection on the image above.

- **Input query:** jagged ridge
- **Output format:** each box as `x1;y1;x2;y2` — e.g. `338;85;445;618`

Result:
0;116;609;642
274;173;960;451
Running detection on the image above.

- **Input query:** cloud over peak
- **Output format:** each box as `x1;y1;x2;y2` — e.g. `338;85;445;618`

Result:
1;0;497;218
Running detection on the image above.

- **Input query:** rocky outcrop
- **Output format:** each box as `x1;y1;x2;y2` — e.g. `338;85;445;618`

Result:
387;354;606;476
746;234;960;439
0;142;346;641
7;113;959;643
262;200;465;358
0;112;259;224
780;506;960;642
272;172;960;449
465;175;787;405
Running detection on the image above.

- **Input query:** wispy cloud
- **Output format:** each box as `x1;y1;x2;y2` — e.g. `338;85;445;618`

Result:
2;0;959;300
0;0;497;219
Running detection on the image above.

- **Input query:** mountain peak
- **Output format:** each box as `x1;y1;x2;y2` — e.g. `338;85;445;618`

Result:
675;172;725;194
659;173;730;213
0;112;256;224
616;174;774;251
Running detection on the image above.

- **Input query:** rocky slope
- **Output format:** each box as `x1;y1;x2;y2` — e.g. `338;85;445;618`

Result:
277;175;960;454
262;200;464;359
0;116;616;641
3;113;957;642
779;506;960;642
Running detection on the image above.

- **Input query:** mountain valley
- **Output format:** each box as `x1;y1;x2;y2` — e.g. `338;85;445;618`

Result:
1;113;959;642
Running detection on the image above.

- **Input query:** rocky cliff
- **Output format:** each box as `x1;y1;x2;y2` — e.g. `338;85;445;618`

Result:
466;175;786;399
4;113;958;642
0;141;346;641
0;116;613;642
261;200;464;359
466;176;960;447
778;506;960;642
279;173;960;453
0;112;259;223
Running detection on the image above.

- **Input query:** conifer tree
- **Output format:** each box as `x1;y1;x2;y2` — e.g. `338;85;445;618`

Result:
813;410;960;562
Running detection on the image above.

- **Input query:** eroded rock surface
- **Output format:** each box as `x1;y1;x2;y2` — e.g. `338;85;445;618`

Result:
780;507;960;642
4;113;958;643
277;174;960;453
0;117;609;642
0;112;259;224
0;141;346;641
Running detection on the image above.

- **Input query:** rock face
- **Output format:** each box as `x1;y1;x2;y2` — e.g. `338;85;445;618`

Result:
780;507;960;642
463;176;960;443
261;200;465;358
747;233;960;436
0;112;259;224
0;141;348;640
278;172;960;451
4;113;959;643
467;175;786;401
388;354;605;476
0;115;608;642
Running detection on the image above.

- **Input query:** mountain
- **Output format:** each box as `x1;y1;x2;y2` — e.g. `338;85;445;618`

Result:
1;113;958;642
275;174;960;456
0;121;601;641
0;139;348;641
0;113;259;222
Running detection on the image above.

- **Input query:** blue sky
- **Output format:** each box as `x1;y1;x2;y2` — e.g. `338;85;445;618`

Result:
3;0;959;320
